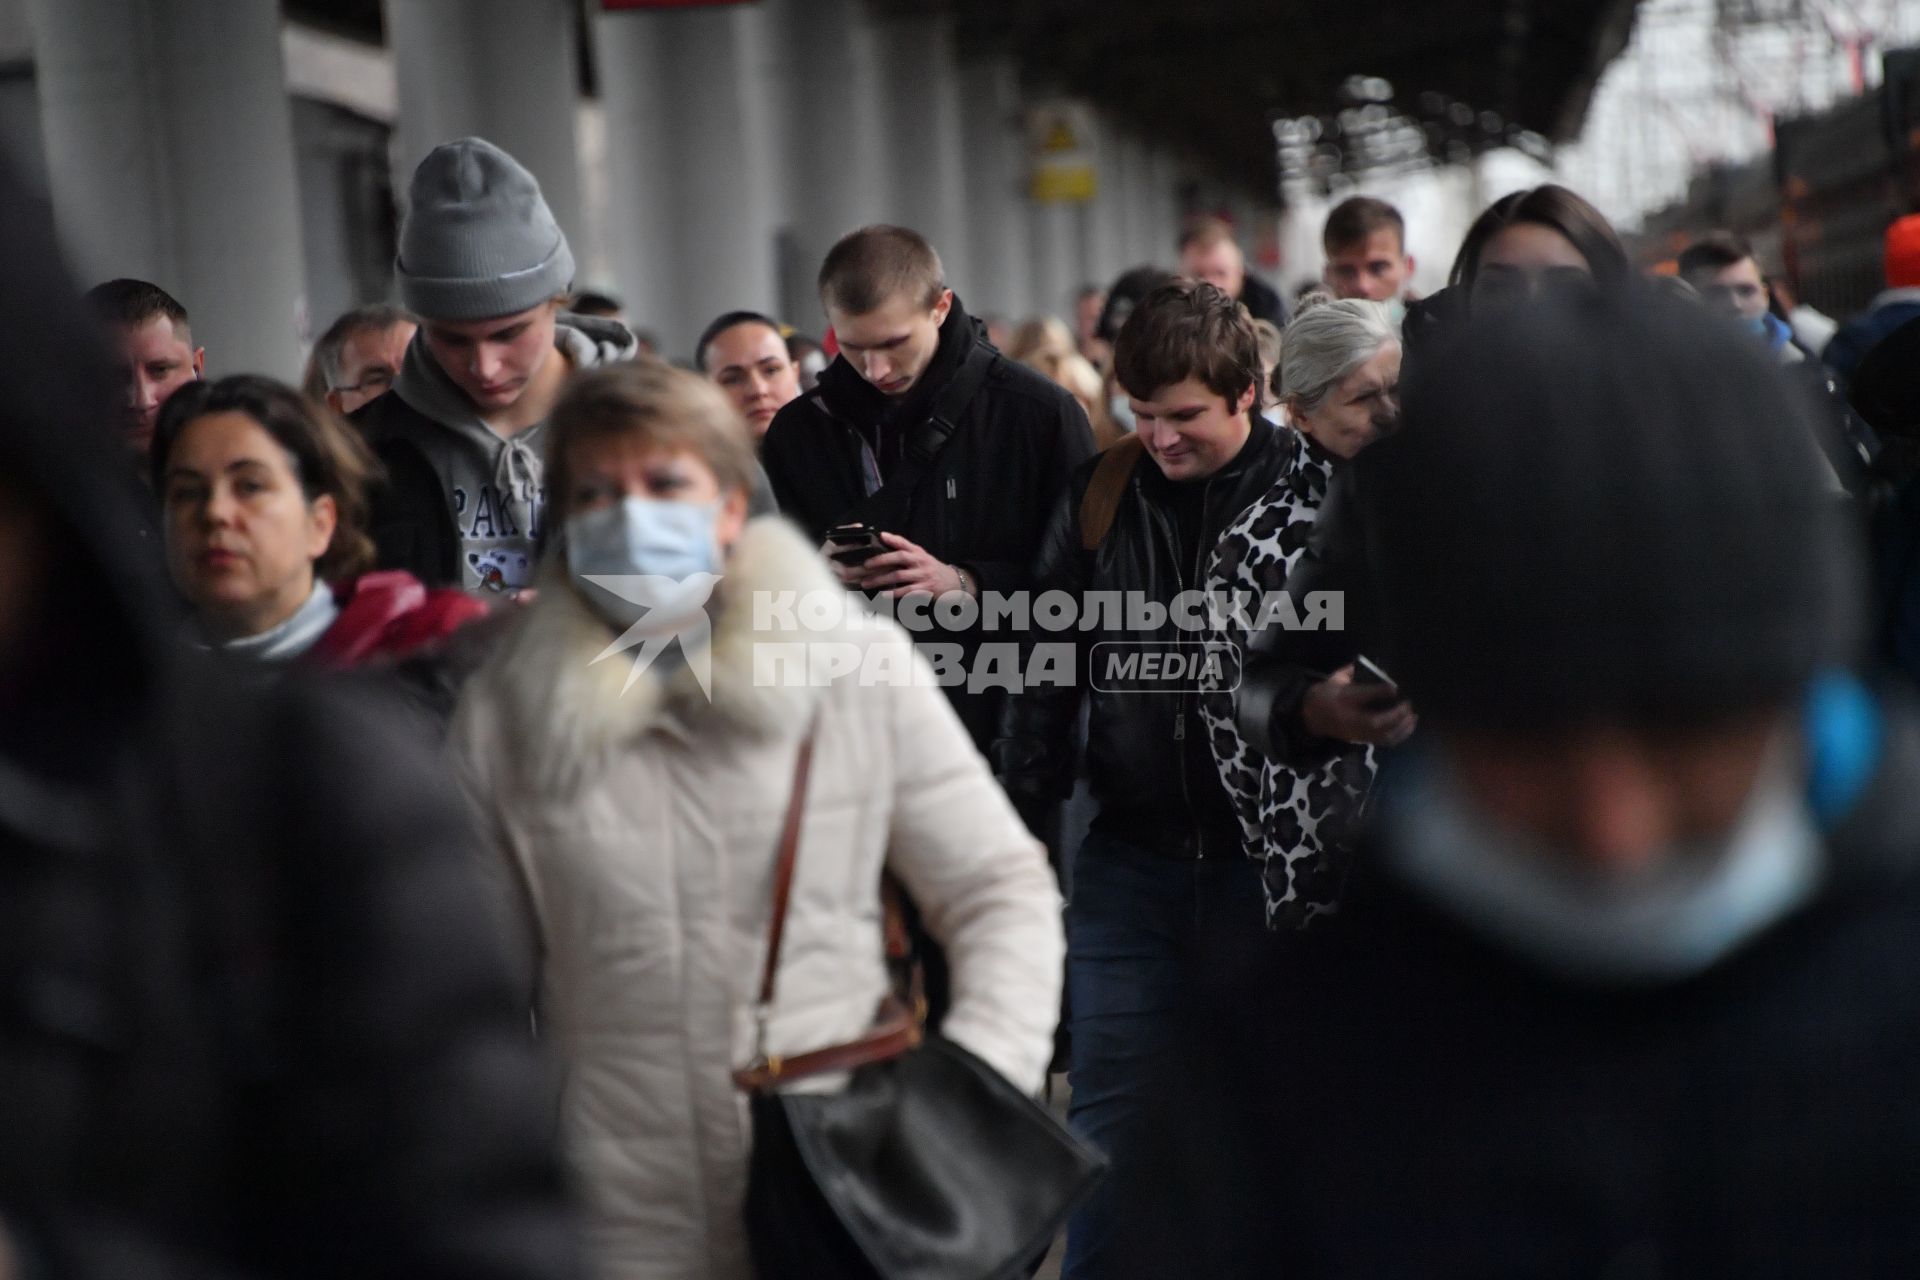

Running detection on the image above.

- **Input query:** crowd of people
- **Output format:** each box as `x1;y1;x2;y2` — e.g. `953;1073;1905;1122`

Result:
10;120;1920;1280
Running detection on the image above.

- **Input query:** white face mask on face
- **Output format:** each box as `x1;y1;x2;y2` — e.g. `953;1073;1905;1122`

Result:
1384;739;1824;985
564;496;723;631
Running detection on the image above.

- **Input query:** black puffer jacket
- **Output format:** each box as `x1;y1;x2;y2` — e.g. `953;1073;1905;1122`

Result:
997;422;1291;859
1237;272;1290;329
1170;694;1920;1278
0;158;582;1280
761;295;1095;750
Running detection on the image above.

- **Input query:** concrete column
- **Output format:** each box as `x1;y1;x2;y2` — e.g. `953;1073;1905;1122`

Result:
28;0;308;377
1083;114;1130;290
956;54;1033;322
772;0;891;329
1148;147;1186;263
1028;199;1079;326
1104;130;1142;273
386;0;585;260
594;3;781;360
874;12;969;298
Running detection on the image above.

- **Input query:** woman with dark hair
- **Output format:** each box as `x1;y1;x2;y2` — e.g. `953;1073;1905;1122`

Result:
152;374;486;668
1401;183;1629;381
1449;183;1630;305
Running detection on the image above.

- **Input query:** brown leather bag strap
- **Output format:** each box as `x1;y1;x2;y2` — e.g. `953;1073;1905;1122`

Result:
733;994;923;1092
736;725;931;1093
1079;432;1146;552
754;725;818;1014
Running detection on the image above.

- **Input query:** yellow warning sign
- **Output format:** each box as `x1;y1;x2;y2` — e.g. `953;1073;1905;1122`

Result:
1028;100;1097;204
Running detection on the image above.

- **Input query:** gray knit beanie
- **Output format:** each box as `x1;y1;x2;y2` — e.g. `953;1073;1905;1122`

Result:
1363;289;1863;732
396;138;575;321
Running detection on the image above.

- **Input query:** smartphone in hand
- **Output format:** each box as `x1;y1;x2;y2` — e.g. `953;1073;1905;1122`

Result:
1352;654;1399;697
825;521;885;566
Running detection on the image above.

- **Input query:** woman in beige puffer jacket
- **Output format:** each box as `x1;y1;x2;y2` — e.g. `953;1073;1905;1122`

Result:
449;361;1063;1280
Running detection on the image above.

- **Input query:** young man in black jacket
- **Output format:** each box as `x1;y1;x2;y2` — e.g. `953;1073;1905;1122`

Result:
994;280;1287;1279
760;225;1094;753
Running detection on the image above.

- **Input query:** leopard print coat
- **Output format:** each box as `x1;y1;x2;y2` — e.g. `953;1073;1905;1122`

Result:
1199;429;1378;929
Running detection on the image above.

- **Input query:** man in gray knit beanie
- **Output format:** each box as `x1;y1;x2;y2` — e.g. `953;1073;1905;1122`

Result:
357;137;639;594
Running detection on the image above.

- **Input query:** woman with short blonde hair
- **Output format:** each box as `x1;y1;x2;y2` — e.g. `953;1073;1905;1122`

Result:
452;359;1064;1279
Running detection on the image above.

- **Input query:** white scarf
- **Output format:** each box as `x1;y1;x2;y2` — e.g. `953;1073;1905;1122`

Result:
216;580;340;663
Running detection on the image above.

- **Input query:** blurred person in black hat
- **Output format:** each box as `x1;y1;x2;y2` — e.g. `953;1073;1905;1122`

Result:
0;157;583;1280
1158;290;1920;1278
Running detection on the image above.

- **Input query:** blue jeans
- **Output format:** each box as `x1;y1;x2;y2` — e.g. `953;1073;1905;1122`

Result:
1062;831;1270;1279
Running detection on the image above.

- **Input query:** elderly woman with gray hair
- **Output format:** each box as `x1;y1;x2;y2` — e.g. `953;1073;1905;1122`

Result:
1198;293;1405;927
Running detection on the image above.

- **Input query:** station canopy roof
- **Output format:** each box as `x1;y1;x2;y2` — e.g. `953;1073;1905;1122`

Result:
289;0;1640;198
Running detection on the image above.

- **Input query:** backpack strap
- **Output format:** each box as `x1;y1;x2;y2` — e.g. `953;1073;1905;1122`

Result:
1079;433;1146;551
855;342;999;530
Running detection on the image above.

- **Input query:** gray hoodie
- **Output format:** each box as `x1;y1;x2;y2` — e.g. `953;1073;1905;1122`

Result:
391;312;639;593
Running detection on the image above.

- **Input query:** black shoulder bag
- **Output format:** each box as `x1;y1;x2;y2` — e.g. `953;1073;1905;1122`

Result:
736;728;1106;1279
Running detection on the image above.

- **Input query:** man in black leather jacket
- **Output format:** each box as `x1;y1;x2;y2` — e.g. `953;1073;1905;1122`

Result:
994;281;1286;1279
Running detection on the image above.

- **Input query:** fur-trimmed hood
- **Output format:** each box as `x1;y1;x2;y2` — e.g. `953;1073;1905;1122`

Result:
476;515;850;792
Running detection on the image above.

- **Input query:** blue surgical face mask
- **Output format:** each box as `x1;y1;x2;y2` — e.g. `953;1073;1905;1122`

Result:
565;496;724;629
1383;737;1823;985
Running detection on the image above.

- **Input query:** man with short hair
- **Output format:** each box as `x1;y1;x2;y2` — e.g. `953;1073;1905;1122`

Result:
1321;195;1415;310
695;310;801;440
1678;232;1800;359
307;303;419;417
1171;289;1920;1277
1178;216;1288;327
356;137;639;594
761;224;1095;753
1679;231;1876;490
995;280;1291;1279
84;278;204;452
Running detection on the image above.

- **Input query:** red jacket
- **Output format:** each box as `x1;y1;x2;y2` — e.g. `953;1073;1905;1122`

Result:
307;570;489;669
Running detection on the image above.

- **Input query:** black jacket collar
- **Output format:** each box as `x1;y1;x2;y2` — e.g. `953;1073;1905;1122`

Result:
815;293;982;430
1137;415;1285;501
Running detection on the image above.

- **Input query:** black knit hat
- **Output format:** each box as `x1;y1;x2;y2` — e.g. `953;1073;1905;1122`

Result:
1361;289;1863;732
